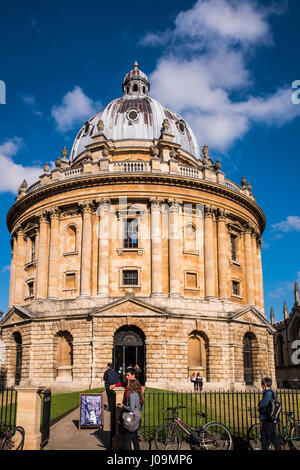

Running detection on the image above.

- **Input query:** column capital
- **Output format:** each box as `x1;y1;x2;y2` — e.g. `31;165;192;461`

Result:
37;209;49;223
95;197;111;213
14;225;26;238
49;206;61;220
78;200;94;214
204;205;216;218
216;208;227;222
150;197;164;210
257;237;263;248
243;222;254;234
168;198;182;212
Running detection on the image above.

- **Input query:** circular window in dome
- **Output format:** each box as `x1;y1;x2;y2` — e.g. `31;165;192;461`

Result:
127;109;139;122
176;120;186;134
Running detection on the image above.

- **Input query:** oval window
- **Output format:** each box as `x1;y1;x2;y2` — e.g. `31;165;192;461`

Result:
127;109;139;122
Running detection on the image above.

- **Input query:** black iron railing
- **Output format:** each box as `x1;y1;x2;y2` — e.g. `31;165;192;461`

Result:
0;387;17;428
39;388;51;448
141;390;300;441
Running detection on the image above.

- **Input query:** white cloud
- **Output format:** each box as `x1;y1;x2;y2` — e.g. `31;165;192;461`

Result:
51;86;101;133
269;281;293;299
0;265;10;274
0;139;42;194
271;216;300;233
140;0;297;152
19;93;42;116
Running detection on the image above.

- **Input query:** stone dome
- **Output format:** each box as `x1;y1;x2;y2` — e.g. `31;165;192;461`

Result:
71;62;200;161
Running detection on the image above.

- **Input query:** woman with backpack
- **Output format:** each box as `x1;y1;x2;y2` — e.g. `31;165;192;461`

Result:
118;379;144;450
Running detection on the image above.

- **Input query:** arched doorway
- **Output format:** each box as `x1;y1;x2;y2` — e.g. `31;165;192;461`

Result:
13;332;22;385
54;331;73;382
243;335;253;385
113;326;146;385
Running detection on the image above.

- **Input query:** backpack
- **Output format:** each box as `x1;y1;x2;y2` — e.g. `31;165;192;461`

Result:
122;408;142;432
266;390;281;421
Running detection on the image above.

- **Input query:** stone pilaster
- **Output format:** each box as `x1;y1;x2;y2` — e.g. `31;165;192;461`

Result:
97;198;111;297
243;224;255;305
216;209;228;300
150;197;163;297
8;236;16;308
47;207;61;299
257;238;264;310
204;205;216;299
79;200;93;297
252;231;259;307
168;199;181;297
13;227;26;305
36;210;49;300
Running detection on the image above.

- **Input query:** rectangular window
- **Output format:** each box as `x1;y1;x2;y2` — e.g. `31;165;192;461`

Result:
123;218;138;248
230;234;237;261
28;281;34;297
123;270;138;286
186;272;197;289
66;273;76;289
31;236;36;262
232;281;240;296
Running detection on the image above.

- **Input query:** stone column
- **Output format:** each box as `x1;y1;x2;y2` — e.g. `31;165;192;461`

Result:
36;211;49;300
204;205;216;299
15;386;42;450
97;198;111;297
47;207;61;299
243;224;255;305
13;227;26;305
150;197;163;297
79;200;93;297
257;238;264;310
252;231;259;307
168;199;181;297
216;209;228;300
8;236;16;307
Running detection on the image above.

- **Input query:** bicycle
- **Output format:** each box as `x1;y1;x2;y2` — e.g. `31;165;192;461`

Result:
0;422;25;450
155;406;233;451
247;411;300;450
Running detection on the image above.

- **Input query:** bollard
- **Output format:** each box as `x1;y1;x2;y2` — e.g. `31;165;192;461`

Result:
111;387;125;450
15;386;42;450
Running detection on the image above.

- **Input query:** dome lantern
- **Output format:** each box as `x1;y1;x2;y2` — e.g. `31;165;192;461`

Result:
122;61;150;96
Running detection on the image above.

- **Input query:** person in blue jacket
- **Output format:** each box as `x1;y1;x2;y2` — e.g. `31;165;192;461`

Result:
258;377;281;450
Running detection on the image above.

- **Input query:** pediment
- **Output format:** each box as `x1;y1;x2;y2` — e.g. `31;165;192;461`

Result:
93;297;169;317
0;306;32;327
228;306;275;332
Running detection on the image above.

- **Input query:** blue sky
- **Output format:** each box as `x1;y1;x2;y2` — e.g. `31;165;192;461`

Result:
0;0;299;321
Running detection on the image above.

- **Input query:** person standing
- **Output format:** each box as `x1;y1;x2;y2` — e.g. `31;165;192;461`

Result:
118;379;144;450
258;377;282;450
103;363;120;411
190;373;197;391
196;372;203;392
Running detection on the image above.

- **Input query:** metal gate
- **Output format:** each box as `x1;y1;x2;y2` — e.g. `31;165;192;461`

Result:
39;388;51;448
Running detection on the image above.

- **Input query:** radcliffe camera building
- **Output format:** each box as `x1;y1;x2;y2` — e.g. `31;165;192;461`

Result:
0;63;276;391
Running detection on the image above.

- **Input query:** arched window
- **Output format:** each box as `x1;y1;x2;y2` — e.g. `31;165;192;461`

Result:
277;335;284;366
54;331;73;381
184;223;197;253
142;86;146;94
133;83;138;92
13;332;22;385
65;225;77;253
188;332;208;380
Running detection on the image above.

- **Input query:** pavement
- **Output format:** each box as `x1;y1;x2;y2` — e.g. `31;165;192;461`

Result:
43;407;110;450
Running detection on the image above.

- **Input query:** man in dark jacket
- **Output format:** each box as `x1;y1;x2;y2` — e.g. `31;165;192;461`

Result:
258;377;281;450
103;363;120;411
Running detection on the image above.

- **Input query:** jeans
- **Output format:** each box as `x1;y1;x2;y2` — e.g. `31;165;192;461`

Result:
260;420;282;450
123;430;140;450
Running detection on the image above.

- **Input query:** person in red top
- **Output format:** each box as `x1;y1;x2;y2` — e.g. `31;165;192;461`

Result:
110;367;142;402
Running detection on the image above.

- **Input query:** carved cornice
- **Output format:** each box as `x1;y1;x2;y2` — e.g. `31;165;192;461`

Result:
6;173;266;234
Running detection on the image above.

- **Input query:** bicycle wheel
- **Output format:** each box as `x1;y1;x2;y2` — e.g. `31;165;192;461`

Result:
247;423;262;450
290;422;300;450
2;427;25;450
155;422;181;450
200;422;233;450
